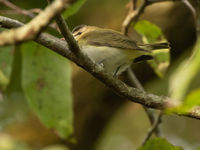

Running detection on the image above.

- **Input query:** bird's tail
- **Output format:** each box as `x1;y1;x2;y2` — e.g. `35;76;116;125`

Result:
133;55;154;63
133;42;169;63
138;42;169;51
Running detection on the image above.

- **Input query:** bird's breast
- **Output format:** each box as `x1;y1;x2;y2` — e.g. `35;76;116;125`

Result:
80;45;132;76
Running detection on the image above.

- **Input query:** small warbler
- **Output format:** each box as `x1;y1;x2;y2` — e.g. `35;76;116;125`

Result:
72;25;169;77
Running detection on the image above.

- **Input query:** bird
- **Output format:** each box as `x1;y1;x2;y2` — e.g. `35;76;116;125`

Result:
72;25;169;77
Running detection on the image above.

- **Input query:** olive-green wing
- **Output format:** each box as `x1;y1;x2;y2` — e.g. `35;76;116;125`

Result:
81;29;147;51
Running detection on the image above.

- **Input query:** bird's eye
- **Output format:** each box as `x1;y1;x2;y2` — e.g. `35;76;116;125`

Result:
74;32;82;37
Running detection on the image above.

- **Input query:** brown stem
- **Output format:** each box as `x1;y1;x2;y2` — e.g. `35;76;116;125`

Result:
141;111;162;146
122;0;148;35
127;68;155;124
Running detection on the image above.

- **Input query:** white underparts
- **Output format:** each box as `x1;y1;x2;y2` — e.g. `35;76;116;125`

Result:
80;45;140;77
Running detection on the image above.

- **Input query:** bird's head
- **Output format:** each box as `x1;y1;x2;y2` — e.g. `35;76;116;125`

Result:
72;25;97;40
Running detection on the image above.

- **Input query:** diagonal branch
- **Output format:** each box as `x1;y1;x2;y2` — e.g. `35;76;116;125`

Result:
1;16;200;120
51;13;83;58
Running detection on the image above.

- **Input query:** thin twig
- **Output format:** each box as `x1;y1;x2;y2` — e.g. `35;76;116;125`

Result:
1;16;200;120
0;0;69;45
53;14;83;57
132;0;137;10
122;0;170;144
141;111;162;145
122;0;178;34
148;0;175;3
0;9;41;16
128;69;161;143
127;68;155;124
123;0;157;136
127;68;144;91
0;0;58;29
181;0;196;19
122;0;148;35
0;0;35;18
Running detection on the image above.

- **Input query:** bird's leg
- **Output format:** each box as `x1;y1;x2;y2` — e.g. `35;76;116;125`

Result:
113;65;122;78
97;59;105;68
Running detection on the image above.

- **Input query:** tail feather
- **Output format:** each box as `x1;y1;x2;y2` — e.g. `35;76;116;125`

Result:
133;55;154;63
138;42;170;51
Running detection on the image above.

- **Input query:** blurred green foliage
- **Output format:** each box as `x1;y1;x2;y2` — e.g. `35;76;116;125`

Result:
183;88;200;110
63;0;87;19
0;46;14;90
139;138;183;150
10;0;46;10
167;88;200;114
134;20;162;43
169;36;200;101
134;20;170;78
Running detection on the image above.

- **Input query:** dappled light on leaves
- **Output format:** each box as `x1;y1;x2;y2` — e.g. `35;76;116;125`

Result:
134;20;170;78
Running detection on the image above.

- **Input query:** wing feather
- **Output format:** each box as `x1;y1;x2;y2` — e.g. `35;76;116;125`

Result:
80;29;148;52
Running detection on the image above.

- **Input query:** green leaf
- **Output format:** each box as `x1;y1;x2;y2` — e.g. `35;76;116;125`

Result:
134;20;162;43
6;45;23;93
21;42;73;139
169;88;200;114
0;71;9;90
134;20;170;78
169;36;200;101
1;46;29;130
63;0;87;19
0;46;14;90
139;138;183;150
150;49;170;78
184;88;200;107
